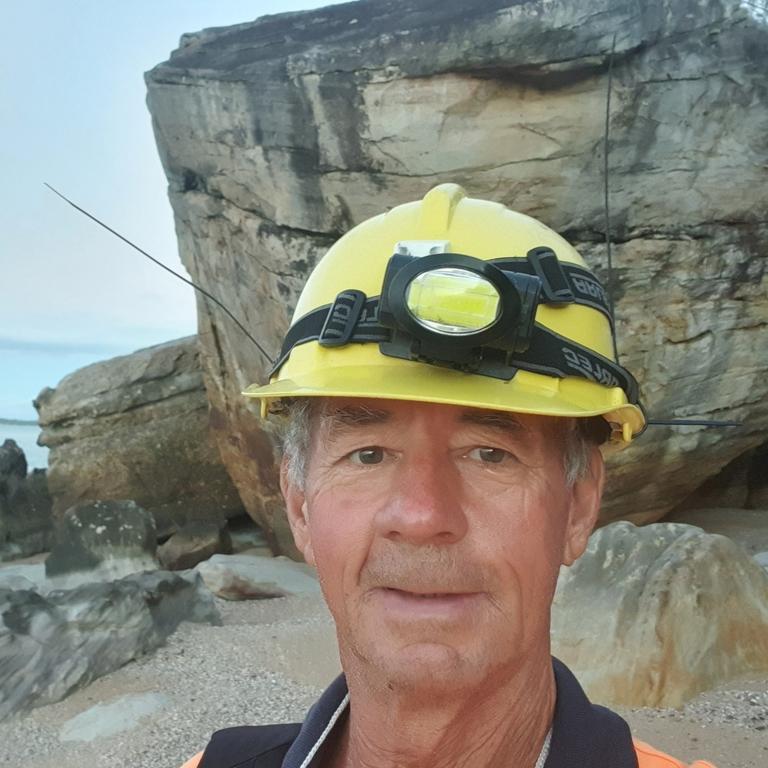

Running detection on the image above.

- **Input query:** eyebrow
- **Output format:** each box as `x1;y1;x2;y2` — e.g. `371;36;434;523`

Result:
459;410;528;436
321;404;392;442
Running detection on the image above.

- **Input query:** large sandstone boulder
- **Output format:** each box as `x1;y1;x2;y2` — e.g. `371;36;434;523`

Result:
35;337;245;537
146;0;768;550
0;569;219;721
0;440;53;561
551;522;768;708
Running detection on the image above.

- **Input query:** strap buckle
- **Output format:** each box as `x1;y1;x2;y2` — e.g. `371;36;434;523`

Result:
319;290;367;348
527;247;575;305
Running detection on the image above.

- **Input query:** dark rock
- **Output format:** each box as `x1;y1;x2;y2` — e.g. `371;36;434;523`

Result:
45;500;158;584
747;441;768;510
676;450;754;511
126;568;220;636
0;569;218;721
157;521;232;570
35;337;246;537
0;441;53;561
0;440;26;480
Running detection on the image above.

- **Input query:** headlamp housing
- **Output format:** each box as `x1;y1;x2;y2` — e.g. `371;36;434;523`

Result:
378;252;542;377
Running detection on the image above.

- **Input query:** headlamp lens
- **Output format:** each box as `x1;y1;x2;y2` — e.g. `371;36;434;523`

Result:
405;268;501;335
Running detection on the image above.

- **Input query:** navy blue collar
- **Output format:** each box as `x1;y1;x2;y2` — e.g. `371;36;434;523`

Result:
282;658;638;768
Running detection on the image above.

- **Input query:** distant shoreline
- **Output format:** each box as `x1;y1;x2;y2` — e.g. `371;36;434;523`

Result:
0;418;38;426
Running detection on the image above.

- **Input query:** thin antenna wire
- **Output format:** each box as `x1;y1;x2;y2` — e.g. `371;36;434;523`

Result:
647;419;741;428
598;42;740;432
604;32;619;360
45;183;273;365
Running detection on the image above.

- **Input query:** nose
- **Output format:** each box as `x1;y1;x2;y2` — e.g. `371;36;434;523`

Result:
374;452;468;545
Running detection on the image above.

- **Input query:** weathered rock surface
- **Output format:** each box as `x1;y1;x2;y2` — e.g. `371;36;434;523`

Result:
551;521;768;708
0;569;219;721
45;500;159;587
0;440;53;560
157;520;232;570
146;0;768;549
196;553;320;600
35;337;245;537
665;507;768;557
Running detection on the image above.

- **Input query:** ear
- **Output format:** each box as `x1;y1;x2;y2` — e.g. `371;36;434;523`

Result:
562;446;605;566
280;456;316;567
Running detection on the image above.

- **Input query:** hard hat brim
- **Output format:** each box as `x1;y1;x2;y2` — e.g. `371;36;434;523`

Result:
243;361;645;442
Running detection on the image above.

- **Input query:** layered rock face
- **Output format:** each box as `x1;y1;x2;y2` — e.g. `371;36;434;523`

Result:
146;0;768;549
35;337;244;537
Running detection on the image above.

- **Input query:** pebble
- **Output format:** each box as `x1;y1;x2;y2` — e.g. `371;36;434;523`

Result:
622;686;768;732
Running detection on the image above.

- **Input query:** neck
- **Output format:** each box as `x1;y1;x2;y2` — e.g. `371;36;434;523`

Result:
331;649;556;768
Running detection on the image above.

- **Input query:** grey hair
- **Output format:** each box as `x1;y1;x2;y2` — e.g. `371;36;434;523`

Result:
271;398;315;489
562;419;595;487
273;397;601;491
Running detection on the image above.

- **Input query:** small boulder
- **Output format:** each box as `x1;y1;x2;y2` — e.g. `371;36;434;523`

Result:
0;569;218;721
0;441;53;561
551;521;768;708
157;521;232;571
45;500;158;587
196;553;320;600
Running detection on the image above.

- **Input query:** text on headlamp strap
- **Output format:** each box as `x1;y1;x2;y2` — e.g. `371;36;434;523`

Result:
492;252;613;323
272;295;639;404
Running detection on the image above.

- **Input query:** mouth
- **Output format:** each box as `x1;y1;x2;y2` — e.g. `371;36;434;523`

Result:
372;587;484;618
383;588;476;598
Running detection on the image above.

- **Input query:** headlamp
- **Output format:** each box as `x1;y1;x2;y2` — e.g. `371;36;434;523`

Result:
271;245;640;405
378;252;541;376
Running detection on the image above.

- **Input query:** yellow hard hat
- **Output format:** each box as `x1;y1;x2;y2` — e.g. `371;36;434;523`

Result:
244;184;646;442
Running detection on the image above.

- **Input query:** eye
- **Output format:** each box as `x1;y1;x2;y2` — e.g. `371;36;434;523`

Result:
349;447;385;465
467;447;511;464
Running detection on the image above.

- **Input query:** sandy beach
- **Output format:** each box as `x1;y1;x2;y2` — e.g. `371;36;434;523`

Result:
0;594;765;768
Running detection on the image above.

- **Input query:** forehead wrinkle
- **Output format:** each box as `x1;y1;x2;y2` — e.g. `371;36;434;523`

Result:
320;403;392;444
459;409;530;438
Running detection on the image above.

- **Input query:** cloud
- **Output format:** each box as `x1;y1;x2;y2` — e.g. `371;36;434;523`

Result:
0;336;127;356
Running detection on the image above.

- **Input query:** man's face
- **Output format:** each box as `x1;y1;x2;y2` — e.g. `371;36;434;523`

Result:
282;398;603;694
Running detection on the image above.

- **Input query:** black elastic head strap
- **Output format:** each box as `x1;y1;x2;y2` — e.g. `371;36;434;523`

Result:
492;250;614;325
271;293;640;407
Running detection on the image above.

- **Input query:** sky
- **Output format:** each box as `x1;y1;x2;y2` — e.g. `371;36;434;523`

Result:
0;0;346;421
